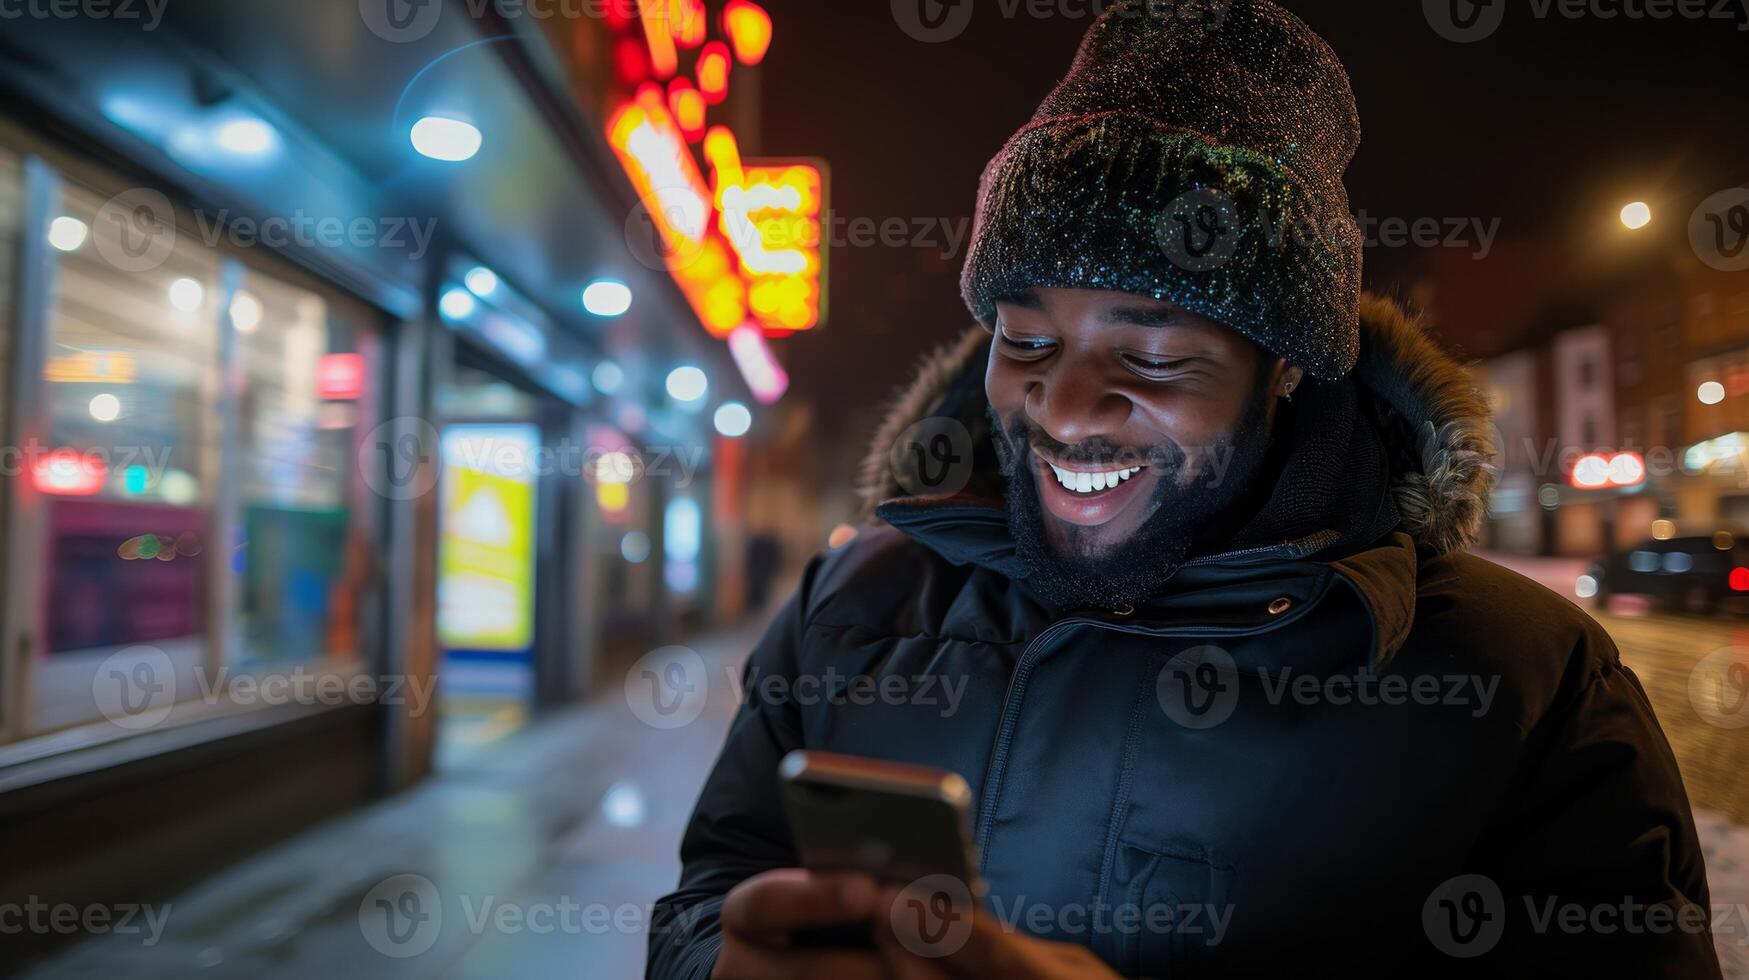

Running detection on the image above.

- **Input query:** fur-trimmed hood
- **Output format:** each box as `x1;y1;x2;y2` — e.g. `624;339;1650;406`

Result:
858;293;1497;557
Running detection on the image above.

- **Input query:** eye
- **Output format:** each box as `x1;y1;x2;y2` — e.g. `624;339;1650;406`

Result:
1121;353;1194;378
997;329;1056;360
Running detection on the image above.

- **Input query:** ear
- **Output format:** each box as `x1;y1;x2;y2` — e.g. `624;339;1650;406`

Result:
1280;362;1308;395
1271;360;1306;398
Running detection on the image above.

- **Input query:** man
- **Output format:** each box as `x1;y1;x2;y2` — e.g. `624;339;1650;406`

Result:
648;1;1719;975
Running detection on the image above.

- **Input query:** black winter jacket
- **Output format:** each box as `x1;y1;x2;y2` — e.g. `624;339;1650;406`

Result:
647;296;1719;978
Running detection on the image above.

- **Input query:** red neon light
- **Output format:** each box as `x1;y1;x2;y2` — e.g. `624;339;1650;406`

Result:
601;0;635;30
729;323;789;404
614;36;651;85
1570;451;1647;489
1570;454;1610;489
668;78;706;142
33;450;106;496
637;0;678;77
722;0;772;66
316;353;365;401
697;41;732;104
669;0;707;48
607;89;747;337
1608;451;1645;487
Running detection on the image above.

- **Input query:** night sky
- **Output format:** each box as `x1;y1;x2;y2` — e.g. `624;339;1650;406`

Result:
750;0;1749;451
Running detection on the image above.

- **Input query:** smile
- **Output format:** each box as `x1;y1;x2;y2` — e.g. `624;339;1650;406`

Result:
1046;463;1144;495
1031;453;1156;528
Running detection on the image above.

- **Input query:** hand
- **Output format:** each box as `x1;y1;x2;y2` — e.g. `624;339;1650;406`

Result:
872;884;1121;980
712;868;886;980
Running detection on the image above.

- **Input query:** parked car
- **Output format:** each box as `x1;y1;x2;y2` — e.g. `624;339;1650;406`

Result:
1580;524;1749;615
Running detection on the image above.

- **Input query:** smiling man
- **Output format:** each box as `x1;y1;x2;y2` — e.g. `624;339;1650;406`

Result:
648;1;1719;976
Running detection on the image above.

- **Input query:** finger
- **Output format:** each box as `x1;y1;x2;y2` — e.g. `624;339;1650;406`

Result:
873;915;956;980
713;940;888;980
948;903;1032;974
880;883;1025;976
721;869;880;941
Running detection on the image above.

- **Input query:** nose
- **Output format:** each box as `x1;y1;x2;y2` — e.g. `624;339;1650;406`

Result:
1024;358;1130;449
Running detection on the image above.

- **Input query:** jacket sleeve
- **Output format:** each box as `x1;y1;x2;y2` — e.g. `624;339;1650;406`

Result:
1464;626;1721;978
645;564;816;979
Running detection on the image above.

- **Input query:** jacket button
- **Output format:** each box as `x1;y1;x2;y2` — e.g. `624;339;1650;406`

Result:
1267;597;1293;615
1111;603;1135;617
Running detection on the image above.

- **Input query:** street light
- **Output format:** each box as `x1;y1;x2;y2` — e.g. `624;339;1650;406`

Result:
666;366;709;402
1620;201;1652;230
411;116;482;162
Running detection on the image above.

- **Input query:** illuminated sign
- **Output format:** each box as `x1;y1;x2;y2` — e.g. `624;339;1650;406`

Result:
722;0;772;66
1570;452;1645;489
668;78;707;142
723;160;825;332
438;425;537;652
608;87;748;336
33;450;106;496
728;323;788;403
316;353;364;401
697;41;731;103
606;0;815;367
669;0;708;47
637;0;678;77
45;350;136;384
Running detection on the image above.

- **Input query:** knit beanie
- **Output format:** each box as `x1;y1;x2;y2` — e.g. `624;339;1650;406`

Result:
960;0;1363;379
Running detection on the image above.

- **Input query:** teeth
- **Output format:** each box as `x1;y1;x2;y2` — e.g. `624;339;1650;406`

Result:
1047;464;1143;495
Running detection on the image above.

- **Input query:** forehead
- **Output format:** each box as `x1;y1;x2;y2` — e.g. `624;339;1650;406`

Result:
995;287;1231;337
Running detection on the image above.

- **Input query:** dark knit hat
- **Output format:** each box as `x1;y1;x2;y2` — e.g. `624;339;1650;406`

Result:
960;0;1363;379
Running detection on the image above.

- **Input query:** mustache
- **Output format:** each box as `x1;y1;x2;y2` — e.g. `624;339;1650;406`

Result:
994;414;1187;471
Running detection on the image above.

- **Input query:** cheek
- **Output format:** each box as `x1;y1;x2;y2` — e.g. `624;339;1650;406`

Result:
1133;390;1249;473
984;357;1028;420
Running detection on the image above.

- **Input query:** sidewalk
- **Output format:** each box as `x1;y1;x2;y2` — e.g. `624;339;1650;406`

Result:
21;617;764;980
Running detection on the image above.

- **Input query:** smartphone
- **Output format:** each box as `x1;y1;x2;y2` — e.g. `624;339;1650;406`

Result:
778;750;983;948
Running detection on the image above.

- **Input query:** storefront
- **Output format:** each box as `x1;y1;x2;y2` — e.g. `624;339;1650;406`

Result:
0;2;759;963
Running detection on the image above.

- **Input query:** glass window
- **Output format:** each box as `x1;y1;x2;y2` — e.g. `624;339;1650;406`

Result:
30;178;220;733
20;169;383;740
230;268;375;669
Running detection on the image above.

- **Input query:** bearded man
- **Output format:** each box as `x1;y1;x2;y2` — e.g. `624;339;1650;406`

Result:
647;1;1718;975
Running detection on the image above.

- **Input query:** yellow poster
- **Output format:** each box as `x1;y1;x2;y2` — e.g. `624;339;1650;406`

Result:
437;425;537;651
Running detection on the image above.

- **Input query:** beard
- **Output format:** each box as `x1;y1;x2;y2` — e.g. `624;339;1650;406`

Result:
990;378;1279;611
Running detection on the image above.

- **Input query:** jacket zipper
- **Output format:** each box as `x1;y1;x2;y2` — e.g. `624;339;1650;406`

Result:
972;613;1315;865
972;530;1343;862
1179;528;1340;569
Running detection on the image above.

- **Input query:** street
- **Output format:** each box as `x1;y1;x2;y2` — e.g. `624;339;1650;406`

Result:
1602;610;1749;825
1481;554;1749;976
1477;552;1749;824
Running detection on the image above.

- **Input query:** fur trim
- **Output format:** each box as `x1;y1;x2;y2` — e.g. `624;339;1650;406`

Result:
856;326;991;516
1351;294;1498;556
857;293;1498;554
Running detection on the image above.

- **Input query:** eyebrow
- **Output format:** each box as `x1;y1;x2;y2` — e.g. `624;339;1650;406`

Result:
998;291;1045;310
1100;304;1184;328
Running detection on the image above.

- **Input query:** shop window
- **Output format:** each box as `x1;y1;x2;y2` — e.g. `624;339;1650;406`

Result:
230;269;375;668
24;178;219;732
16;169;382;740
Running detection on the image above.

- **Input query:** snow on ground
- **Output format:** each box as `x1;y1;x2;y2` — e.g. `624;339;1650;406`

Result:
1699;810;1749;976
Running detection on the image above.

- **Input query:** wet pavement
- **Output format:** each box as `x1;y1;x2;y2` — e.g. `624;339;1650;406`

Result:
19;615;763;980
